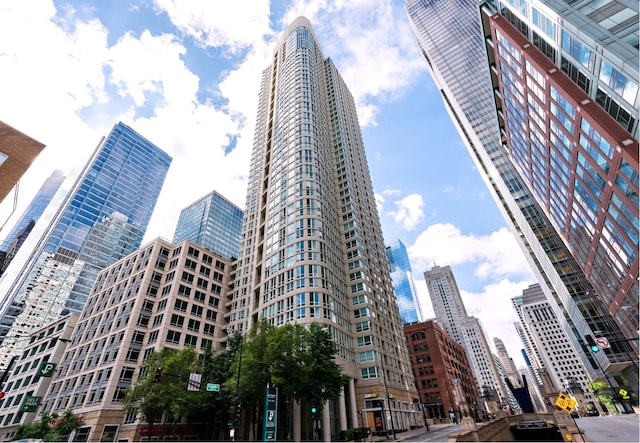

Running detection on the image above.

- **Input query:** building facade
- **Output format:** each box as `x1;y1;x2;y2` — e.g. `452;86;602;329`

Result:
386;239;423;324
0;121;45;205
28;238;233;442
0;122;171;370
405;0;638;401
423;265;510;406
404;321;480;422
0;170;66;276
226;17;419;440
512;284;601;410
0;314;78;440
172;190;243;261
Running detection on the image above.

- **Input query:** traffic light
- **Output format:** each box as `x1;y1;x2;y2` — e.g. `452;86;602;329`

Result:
153;366;163;383
585;335;600;353
233;404;241;427
311;400;318;417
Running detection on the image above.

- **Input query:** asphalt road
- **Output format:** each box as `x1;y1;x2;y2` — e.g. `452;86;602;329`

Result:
575;414;639;442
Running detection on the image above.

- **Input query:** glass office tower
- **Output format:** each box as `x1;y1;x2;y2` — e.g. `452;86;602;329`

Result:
172;190;243;260
0;170;66;275
386;238;423;324
405;0;638;405
0;122;171;369
226;17;419;440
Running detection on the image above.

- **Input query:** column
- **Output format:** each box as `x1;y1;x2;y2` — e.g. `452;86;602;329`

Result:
348;378;358;428
339;388;347;433
293;400;301;442
323;402;331;442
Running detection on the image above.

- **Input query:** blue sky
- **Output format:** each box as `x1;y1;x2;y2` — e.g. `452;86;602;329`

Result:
0;0;535;364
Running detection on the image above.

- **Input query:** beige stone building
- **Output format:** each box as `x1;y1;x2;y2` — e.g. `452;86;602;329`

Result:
25;238;233;441
225;17;420;441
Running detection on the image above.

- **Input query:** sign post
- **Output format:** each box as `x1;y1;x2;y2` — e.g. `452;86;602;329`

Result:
263;386;278;441
37;362;57;377
20;395;42;412
554;393;577;413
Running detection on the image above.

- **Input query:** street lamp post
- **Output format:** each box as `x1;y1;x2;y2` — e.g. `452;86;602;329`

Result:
379;355;396;439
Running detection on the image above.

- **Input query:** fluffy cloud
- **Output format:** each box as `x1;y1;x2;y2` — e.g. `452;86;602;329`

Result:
153;0;272;53
389;193;424;231
408;223;534;281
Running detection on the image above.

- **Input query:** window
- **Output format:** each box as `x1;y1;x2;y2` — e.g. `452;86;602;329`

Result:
203;323;215;336
184;335;198;347
187;319;201;332
170;314;184;327
174;300;188;312
361;367;378;379
166;330;181;344
191;305;203;317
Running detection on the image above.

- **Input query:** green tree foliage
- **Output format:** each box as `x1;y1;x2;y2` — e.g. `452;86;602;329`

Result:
123;347;202;439
11;410;84;441
233;321;347;440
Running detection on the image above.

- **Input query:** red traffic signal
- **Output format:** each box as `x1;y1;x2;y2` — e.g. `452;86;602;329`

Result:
153;366;163;383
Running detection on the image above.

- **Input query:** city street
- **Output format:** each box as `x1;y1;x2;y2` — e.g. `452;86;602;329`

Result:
392;423;463;442
575;415;639;442
387;414;639;442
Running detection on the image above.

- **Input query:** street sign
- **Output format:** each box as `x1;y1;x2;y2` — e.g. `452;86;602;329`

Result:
37;362;56;377
188;373;201;391
594;337;610;349
619;388;629;399
20;395;41;412
555;393;577;413
263;386;278;441
206;383;220;392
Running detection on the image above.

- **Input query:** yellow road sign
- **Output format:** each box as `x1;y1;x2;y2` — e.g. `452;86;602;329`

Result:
555;393;577;412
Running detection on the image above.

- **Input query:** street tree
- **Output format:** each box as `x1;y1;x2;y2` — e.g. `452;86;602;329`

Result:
123;347;202;439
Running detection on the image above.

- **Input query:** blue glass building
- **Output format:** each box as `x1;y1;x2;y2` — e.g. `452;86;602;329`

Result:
0;122;171;368
0;170;65;274
173;190;243;261
386;238;422;324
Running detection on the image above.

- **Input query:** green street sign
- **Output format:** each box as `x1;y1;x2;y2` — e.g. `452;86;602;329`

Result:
207;383;220;392
37;362;57;377
20;396;41;412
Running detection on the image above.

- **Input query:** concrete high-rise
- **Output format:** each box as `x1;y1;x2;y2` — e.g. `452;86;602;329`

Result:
172;190;243;261
386;238;423;324
0;122;171;369
226;17;419;440
405;0;638;401
512;284;602;410
424;265;510;408
31;238;234;441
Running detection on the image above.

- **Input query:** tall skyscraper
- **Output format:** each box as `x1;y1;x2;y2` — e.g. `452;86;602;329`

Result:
494;337;520;389
0;170;66;275
172;190;243;261
386;238;423;324
424;265;510;408
0;121;45;204
0;122;171;369
405;0;638;399
512;284;603;409
226;17;419;440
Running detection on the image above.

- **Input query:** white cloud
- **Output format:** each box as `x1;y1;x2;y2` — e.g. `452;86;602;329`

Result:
152;0;272;53
408;223;534;281
280;0;426;126
389;193;424;231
